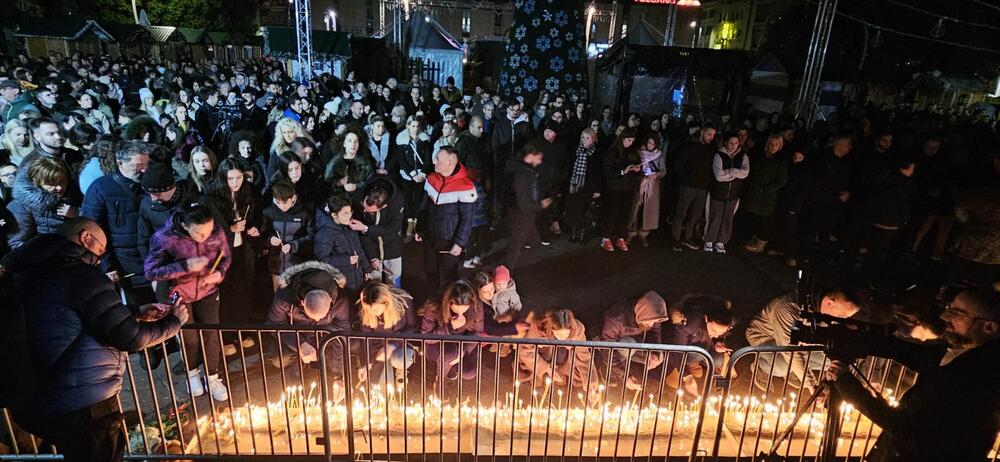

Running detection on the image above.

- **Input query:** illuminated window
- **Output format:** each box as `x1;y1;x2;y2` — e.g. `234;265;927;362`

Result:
462;9;471;37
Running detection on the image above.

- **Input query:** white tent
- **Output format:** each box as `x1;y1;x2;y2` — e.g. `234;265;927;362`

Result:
405;11;465;88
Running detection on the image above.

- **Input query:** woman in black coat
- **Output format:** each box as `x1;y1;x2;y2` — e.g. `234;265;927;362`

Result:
599;128;642;252
563;128;602;243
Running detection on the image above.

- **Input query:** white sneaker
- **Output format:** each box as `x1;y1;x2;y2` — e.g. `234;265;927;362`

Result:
463;258;477;269
715;242;726;254
472;256;481;266
206;374;229;402
703;242;714;253
187;369;205;397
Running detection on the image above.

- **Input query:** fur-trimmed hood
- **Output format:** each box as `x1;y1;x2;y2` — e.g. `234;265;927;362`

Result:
395;129;431;146
278;261;347;301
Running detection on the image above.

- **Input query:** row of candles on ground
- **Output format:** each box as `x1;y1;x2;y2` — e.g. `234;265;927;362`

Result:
177;379;896;454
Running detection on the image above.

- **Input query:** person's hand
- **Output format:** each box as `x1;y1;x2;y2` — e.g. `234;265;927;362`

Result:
345;183;357;192
450;313;467;330
682;375;701;396
449;244;463;256
414;233;423;242
552;372;566;384
540;198;553;209
348;219;367;232
137;303;172;322
837;191;851;203
231;220;247;233
300;343;317;363
647;352;663;370
357;366;368;382
592;192;601;199
281;244;291;254
186;256;209;272
105;271;121;283
171;303;190;325
824;360;848;382
625;376;642;391
515;321;529;335
376;169;388;175
203;271;223;285
627;164;642;173
56;204;77;218
414;174;426;183
714;341;732;354
247;227;260;237
269;236;282;246
371;259;382;271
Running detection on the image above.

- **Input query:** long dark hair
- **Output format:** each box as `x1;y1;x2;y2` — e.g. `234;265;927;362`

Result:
211;157;254;222
438;280;481;327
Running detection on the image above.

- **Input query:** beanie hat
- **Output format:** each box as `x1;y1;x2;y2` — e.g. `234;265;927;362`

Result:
324;97;342;116
140;162;176;193
494;265;511;284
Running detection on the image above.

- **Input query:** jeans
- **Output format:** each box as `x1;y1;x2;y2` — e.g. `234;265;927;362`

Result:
13;396;125;462
425;340;480;383
505;208;540;268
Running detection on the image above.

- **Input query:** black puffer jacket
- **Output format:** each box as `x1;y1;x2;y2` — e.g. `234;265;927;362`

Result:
5;175;66;249
353;177;405;261
1;234;181;413
261;199;315;274
82;173;147;285
137;180;198;259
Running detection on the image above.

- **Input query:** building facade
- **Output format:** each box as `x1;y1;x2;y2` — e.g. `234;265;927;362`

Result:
696;0;793;50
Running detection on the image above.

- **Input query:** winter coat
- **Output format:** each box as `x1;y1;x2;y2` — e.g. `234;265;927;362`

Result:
490;112;531;166
742;153;789;216
365;126;394;174
353;177;405;261
775;161;814;215
517;313;594;388
417;163;478;248
673;141;717;190
325;150;374;195
358;298;418;335
454;131;488;181
811;152;853;205
865;171;914;229
492;280;523;318
419;300;485;336
568;144;603;195
15;148;83;206
602;145;642;192
1;234;181;413
709;149;750;201
395;130;432;182
595;291;668;344
267;262;351;349
137;180;198;259
82;173;147;284
261;200;315;274
630;149;667;232
143;216;231;303
482;300;520;336
505;159;543;212
5;176;66;249
833;337;1000;462
313;212;372;291
535;138;568;196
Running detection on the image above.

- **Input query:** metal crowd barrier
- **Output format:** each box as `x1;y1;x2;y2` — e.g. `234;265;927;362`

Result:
2;328;999;462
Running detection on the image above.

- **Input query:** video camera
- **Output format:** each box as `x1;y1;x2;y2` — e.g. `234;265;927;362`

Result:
790;310;895;361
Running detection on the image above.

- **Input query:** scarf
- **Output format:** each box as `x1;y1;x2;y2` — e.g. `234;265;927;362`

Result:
638;148;663;201
569;144;594;194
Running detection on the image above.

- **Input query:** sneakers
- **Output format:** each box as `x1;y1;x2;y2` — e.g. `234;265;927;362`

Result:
188;369;205;397
715;242;726;254
682;240;700;250
703;242;714;253
672;243;684;252
206;374;229;401
615;238;629;252
540;240;551;246
463;257;480;269
600;238;615;252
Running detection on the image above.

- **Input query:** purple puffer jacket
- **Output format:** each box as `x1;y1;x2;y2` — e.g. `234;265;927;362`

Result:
143;218;231;303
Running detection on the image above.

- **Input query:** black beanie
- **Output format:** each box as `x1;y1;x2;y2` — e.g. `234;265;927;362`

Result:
140;162;176;193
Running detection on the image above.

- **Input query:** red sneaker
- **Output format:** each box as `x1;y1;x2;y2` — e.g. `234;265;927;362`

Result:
600;238;615;252
616;238;629;252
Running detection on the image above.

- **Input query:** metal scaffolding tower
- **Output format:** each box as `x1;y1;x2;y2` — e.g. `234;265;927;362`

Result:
795;0;838;125
294;0;314;82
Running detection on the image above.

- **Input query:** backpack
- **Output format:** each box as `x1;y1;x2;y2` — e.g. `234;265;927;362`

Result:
0;261;79;410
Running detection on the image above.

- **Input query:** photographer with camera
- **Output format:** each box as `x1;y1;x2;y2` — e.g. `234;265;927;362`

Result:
823;287;1000;462
745;289;862;393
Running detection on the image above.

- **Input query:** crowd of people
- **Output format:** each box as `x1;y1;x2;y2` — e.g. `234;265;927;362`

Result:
1;51;999;461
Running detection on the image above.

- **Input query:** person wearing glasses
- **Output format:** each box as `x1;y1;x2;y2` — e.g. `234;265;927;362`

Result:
824;287;1000;462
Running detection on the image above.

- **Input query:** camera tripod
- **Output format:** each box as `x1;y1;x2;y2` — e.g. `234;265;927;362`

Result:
760;362;874;462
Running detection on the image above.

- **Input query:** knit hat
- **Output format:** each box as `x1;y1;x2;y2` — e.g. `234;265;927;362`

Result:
140;162;176;193
323;97;342;115
494;265;511;284
0;79;20;91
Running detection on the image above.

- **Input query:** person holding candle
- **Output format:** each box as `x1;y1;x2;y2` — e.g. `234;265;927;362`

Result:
144;202;231;402
356;282;418;385
517;308;599;398
594;291;670;390
420;280;485;385
661;295;736;395
314;194;372;291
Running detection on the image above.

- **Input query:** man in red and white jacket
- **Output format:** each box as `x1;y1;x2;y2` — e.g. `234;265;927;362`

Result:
415;146;478;287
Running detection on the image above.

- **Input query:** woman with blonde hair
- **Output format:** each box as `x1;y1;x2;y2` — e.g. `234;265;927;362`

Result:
0;119;34;166
742;134;788;253
267;117;312;182
187;145;217;193
563;127;602;243
516;308;598;397
356;282;418;384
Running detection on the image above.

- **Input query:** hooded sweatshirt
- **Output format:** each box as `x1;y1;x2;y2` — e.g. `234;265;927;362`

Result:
597;291;669;343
